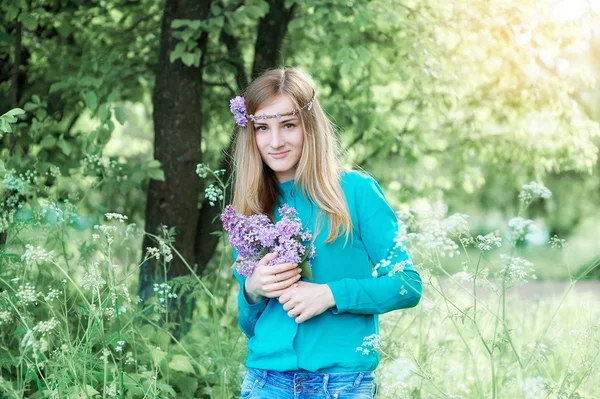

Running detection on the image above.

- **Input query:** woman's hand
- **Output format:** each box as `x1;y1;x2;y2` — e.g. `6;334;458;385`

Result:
278;281;336;323
244;252;302;303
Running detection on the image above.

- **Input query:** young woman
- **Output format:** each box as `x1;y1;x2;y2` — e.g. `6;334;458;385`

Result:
229;68;422;398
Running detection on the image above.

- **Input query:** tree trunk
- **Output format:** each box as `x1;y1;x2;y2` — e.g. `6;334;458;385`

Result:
139;0;210;322
193;1;296;275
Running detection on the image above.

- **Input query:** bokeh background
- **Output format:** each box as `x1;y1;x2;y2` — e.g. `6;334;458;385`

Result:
0;0;599;398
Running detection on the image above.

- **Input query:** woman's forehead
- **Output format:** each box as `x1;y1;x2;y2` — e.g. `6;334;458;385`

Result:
255;94;295;115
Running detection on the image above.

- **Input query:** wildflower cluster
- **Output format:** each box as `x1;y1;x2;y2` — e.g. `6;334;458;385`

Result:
195;163;208;178
221;204;316;277
81;261;106;291
21;244;55;266
508;217;535;242
356;334;385;355
549;235;567;249
2;168;37;194
497;254;537;287
476;232;502;251
400;206;469;258
205;183;224;206
81;153;123;179
153;282;177;313
518;181;552;204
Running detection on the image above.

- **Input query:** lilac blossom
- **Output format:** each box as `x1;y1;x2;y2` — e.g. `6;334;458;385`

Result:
221;204;316;277
229;96;248;127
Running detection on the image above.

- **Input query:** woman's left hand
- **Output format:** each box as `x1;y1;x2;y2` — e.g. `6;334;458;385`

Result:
278;281;336;323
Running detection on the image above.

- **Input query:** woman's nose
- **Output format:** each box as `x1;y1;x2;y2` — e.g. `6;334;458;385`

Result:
270;128;284;148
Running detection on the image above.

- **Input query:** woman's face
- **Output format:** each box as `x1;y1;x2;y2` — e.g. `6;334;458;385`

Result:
253;95;304;183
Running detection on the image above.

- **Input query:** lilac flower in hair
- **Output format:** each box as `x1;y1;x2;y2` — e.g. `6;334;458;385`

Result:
230;96;248;127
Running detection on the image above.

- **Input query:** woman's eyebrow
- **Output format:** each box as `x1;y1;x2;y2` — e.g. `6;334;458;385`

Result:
280;118;298;123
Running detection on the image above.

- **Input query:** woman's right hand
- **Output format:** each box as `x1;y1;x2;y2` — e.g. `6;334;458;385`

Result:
244;252;302;302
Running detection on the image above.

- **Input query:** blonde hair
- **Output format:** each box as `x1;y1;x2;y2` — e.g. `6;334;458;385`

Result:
231;68;352;244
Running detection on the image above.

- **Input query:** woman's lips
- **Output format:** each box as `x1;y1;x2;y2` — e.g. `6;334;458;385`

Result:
271;151;290;159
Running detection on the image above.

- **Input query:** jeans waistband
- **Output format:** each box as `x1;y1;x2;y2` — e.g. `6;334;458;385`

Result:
246;367;374;390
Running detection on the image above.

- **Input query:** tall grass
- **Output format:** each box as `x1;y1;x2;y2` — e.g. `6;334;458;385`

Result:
0;167;598;398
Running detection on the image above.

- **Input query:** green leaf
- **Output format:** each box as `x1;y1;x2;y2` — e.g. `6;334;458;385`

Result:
147;160;161;169
168;355;194;374
6;5;19;21
97;103;109;122
288;18;304;30
35;108;47;121
148;168;165;181
40;135;57;148
18;12;37;30
181;53;195;67
151;348;167;368
169;42;186;63
49;81;68;93
32;94;41;104
0;120;11;134
114;107;127;125
299;260;314;280
57;139;72;155
171;19;190;29
187;20;202;30
131;171;145;184
4;108;25;117
83;91;98;111
23;102;38;111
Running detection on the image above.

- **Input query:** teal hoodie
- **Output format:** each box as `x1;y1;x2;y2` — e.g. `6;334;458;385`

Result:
232;170;422;372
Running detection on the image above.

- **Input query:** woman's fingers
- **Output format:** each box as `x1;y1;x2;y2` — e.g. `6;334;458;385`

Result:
263;273;301;294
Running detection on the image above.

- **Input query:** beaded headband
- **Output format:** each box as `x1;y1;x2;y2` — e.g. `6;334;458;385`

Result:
229;90;315;127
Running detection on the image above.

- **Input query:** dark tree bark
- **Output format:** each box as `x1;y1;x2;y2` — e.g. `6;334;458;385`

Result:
193;1;296;275
139;0;211;314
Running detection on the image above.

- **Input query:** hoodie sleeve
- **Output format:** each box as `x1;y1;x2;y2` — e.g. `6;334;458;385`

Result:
232;248;269;338
327;175;422;315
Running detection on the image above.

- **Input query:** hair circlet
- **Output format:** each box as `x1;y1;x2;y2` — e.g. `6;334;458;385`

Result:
229;89;315;128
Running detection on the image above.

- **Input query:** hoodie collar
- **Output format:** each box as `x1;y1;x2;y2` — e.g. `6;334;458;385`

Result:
278;179;295;200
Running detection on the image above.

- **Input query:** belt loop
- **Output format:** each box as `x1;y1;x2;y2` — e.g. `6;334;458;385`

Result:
353;371;365;387
257;369;268;388
322;374;330;391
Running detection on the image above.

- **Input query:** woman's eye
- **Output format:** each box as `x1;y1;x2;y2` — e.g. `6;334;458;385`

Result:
255;126;267;132
284;123;295;129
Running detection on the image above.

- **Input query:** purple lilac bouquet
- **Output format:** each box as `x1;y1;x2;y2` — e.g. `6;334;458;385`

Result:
221;204;316;279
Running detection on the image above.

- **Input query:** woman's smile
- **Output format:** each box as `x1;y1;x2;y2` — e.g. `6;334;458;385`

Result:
270;151;291;159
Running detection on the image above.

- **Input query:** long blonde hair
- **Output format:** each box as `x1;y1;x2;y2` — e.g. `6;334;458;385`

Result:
231;68;352;244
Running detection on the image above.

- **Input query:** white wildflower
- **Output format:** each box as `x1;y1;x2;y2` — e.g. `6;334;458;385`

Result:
518;181;552;204
356;334;385;355
36;318;59;335
205;183;224;206
81;262;106;291
17;283;38;304
105;380;118;398
508;217;534;242
158;239;173;263
115;340;125;352
497;254;536;287
476;232;502;251
549;235;566;249
43;288;61;302
105;213;128;223
21;244;55;266
0;311;12;325
196;163;208;178
125;351;136;365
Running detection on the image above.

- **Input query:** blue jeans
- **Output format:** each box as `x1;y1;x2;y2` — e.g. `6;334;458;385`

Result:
240;367;377;399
